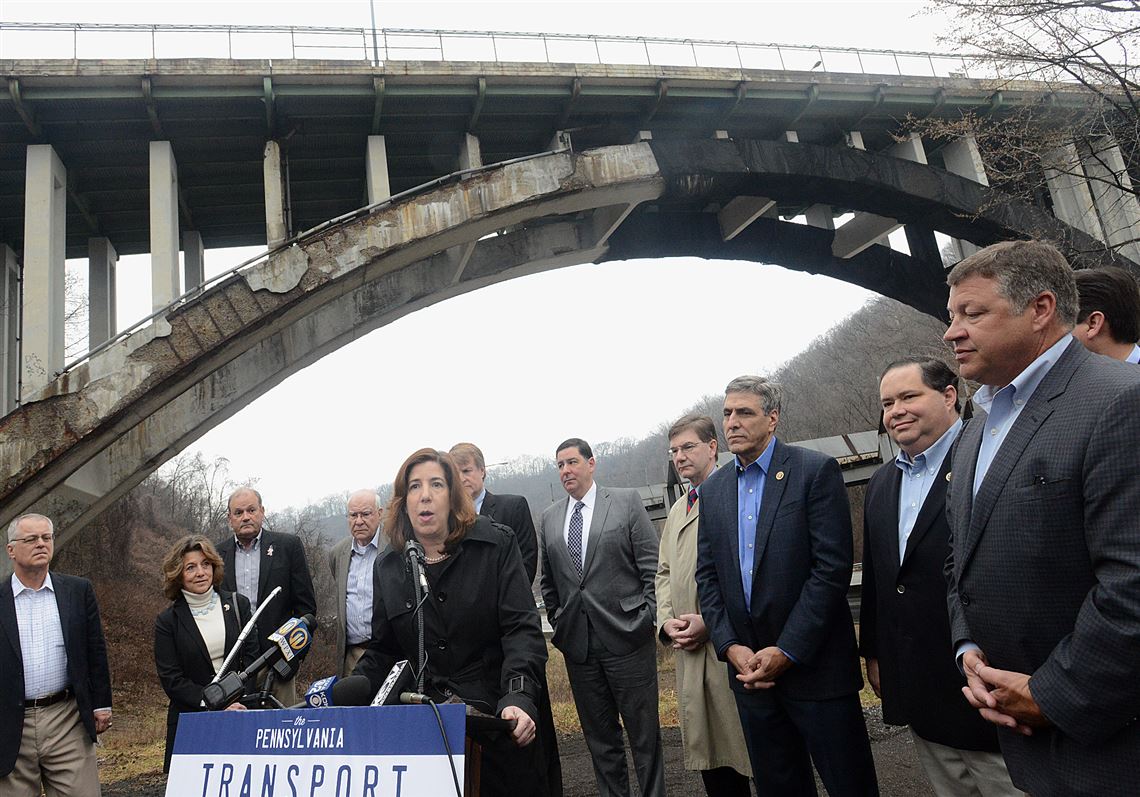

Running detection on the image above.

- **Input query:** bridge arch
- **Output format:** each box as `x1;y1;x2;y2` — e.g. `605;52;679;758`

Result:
0;138;1130;540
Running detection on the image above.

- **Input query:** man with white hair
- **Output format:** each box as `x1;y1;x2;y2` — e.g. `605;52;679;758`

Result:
330;489;386;677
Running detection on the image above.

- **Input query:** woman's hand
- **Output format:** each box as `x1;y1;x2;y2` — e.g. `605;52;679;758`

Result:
500;705;536;747
224;701;247;711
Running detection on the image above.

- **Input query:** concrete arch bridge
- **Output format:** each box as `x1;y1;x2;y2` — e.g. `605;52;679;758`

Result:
1;28;1137;545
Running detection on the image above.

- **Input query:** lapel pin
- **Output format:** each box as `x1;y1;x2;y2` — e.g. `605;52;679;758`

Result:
945;472;952;482
223;603;231;611
267;545;274;557
775;471;785;481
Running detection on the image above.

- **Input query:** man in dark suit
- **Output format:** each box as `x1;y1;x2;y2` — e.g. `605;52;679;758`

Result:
539;438;664;797
450;442;538;583
944;240;1140;796
1072;265;1140;363
1;513;112;797
217;487;317;705
861;358;1017;796
695;375;878;796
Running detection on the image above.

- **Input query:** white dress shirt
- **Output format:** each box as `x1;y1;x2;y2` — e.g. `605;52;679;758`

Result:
12;572;69;700
562;481;598;572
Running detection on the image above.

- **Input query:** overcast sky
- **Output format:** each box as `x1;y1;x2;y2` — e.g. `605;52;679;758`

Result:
4;1;950;511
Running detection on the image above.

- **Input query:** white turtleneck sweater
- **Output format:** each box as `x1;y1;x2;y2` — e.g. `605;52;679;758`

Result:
182;588;226;674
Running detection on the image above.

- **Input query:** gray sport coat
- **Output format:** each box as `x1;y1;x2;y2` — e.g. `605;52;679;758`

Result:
539;484;659;664
946;339;1140;797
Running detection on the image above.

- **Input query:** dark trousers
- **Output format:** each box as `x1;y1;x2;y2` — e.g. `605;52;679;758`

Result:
734;689;878;797
564;632;666;797
701;765;754;796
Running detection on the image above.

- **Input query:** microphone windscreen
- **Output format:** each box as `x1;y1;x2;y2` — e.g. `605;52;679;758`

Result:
371;660;416;706
331;675;375;707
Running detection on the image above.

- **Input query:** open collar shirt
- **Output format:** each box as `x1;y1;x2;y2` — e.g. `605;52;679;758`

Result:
11;572;69;700
737;436;776;612
896;418;962;564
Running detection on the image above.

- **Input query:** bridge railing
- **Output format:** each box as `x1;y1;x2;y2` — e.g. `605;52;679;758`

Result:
0;21;1001;80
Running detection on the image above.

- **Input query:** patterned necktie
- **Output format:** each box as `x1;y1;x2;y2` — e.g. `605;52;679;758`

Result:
687;487;698;513
567;500;585;579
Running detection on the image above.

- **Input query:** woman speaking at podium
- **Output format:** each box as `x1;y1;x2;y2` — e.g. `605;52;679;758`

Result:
355;448;548;796
154;535;260;772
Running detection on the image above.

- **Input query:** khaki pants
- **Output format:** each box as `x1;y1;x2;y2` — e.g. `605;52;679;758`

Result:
911;729;1026;797
343;644;368;678
0;698;99;797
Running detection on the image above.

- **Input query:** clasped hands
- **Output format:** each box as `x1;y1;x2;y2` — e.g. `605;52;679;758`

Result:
961;649;1050;736
663;613;709;651
727;644;792;689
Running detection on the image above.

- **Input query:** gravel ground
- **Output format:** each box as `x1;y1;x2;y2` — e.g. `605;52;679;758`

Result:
105;706;934;796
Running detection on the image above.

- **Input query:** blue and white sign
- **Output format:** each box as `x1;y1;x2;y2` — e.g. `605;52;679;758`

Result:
165;704;466;797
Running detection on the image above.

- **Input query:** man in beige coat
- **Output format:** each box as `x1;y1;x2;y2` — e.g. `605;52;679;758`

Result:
657;414;752;795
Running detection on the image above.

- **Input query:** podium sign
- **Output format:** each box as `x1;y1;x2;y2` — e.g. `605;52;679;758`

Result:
165;704;465;796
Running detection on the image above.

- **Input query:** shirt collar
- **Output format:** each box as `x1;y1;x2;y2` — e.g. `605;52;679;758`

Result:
474;488;487;508
736;436;777;475
973;334;1072;413
234;530;262;551
1128;344;1140;365
569;481;597;509
11;571;53;597
352;534;380;555
895;417;963;474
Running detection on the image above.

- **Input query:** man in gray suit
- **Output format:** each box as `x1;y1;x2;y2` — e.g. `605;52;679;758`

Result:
944;240;1140;797
539;438;665;797
329;489;385;678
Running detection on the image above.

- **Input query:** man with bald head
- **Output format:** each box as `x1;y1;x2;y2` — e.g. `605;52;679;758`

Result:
218;487;317;705
329;490;387;677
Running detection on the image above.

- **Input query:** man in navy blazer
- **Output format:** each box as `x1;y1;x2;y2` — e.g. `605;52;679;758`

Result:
1;513;112;797
944;241;1140;796
696;375;877;796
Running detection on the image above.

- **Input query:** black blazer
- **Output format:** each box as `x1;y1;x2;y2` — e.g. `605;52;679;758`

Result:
695;440;863;700
859;454;999;751
0;572;113;777
154;588;259;772
217;529;317;652
480;491;539;584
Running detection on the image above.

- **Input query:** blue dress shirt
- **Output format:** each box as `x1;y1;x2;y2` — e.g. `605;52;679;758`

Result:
345;535;381;645
737;437;776;612
896;419;963;564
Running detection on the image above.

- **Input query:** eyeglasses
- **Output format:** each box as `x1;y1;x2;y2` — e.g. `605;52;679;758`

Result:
11;533;54;545
667;442;703;457
348;511;376;520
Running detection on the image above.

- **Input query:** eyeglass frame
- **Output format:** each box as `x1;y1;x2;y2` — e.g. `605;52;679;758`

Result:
9;533;55;545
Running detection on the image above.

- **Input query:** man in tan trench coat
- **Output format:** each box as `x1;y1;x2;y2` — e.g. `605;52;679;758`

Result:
657;413;753;795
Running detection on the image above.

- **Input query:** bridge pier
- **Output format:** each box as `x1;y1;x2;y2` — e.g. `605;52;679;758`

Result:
264;140;289;248
365;135;391;204
183;231;204;292
459;133;483;170
1;245;17;414
21;144;67;403
941;136;989;261
149;141;181;310
1079;136;1140;264
87;237;118;348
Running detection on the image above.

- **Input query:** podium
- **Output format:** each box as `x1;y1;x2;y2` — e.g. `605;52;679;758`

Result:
165;704;466;796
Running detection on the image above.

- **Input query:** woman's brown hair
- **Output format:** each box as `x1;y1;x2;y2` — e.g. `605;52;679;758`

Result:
160;534;225;601
384;448;476;553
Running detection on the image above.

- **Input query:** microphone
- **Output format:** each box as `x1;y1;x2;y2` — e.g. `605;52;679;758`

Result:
290;675;373;708
202;614;316;710
398;691;518;731
371;660;416;706
405;540;429;590
399;691;433;705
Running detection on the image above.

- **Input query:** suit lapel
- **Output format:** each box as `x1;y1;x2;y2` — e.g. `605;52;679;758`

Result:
752;441;790;577
175;598;213;669
900;454;952;568
0;580;21;664
52;575;73;654
257;532;273;601
880;466;904;578
481;492;499;521
962;341;1082;566
582;488;611;579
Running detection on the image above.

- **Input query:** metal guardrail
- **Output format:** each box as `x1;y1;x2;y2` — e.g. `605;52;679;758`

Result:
0;22;991;80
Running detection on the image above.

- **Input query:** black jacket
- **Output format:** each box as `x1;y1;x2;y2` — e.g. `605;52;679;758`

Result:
859;455;999;751
480;491;538;585
154;588;260;771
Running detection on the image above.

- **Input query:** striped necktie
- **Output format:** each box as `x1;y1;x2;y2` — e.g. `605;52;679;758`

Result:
687;487;698;513
567;500;585;579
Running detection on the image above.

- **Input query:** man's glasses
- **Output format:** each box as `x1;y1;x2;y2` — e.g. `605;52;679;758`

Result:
11;533;54;545
348;511;376;520
667;442;703;457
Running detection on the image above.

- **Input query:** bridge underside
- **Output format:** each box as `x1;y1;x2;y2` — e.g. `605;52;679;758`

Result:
0;137;1129;545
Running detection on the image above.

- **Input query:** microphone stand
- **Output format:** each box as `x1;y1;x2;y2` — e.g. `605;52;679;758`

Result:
405;541;430;693
211;585;283;686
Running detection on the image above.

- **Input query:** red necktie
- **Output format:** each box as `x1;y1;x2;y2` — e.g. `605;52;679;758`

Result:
686;487;698;513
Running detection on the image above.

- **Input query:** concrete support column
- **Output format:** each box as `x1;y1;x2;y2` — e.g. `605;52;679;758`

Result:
1045;144;1101;239
804;205;834;229
846;131;865;150
1079;136;1140;262
365;135;391;204
891;132;928;164
941;136;989;261
784;131;799;143
1;245;18;413
263;141;288;249
149;141;180;310
21;144;67;399
183;231;204;292
459;133;482;171
87;237;117;348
